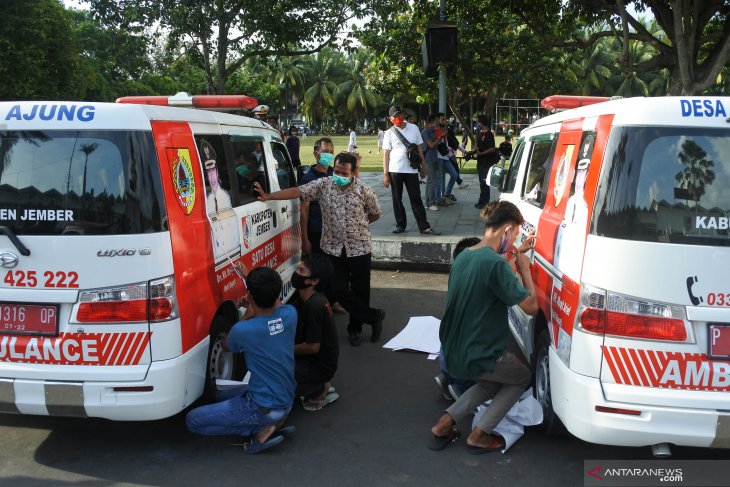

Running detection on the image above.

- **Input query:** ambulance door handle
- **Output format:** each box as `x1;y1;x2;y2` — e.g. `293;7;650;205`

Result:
0;226;30;256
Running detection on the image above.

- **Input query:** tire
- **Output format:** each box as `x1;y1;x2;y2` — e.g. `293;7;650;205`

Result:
533;329;567;436
204;315;246;402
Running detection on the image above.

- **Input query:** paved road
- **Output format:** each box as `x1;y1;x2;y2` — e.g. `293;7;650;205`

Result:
0;271;728;487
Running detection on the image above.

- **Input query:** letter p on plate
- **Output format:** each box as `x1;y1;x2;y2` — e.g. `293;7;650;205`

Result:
713;327;721;346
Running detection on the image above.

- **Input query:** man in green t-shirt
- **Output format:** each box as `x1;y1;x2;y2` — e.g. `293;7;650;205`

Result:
429;201;538;454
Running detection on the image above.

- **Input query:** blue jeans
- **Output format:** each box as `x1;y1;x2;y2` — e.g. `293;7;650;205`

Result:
186;384;290;437
426;159;443;205
443;158;461;195
439;347;475;395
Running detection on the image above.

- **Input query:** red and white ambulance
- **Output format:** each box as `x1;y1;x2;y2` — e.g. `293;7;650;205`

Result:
489;95;730;452
0;94;301;420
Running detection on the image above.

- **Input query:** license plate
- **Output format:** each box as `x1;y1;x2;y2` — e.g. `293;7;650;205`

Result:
0;303;58;336
708;323;730;360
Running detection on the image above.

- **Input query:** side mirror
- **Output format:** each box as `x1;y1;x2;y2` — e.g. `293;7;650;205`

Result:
486;165;505;189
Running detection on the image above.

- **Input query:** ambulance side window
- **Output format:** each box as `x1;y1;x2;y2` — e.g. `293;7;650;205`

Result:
195;135;233;214
504;139;526;193
522;135;557;208
270;142;297;190
229;135;269;205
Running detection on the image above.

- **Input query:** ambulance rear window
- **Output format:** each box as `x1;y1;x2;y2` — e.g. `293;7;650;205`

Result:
593;126;730;246
0;130;166;235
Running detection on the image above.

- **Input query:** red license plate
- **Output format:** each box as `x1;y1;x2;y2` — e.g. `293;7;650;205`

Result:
708;323;730;359
0;303;58;336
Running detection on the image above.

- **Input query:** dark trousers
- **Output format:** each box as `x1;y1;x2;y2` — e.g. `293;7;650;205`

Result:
389;172;430;231
327;250;378;334
308;230;323;255
477;162;492;206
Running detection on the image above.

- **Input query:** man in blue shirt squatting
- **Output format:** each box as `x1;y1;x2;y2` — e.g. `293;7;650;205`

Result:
186;267;297;454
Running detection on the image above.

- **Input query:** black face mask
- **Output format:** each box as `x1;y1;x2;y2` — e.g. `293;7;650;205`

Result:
291;271;312;289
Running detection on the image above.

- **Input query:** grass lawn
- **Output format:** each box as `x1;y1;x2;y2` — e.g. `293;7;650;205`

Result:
297;134;508;174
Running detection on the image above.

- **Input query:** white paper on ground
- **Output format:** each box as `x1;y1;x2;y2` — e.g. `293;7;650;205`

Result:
471;387;543;453
382;316;441;355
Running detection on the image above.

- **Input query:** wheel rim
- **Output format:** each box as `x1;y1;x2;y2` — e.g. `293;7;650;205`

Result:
536;348;552;410
209;333;234;380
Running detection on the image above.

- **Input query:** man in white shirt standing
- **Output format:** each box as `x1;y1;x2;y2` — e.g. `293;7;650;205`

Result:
348;127;357;152
382;106;440;235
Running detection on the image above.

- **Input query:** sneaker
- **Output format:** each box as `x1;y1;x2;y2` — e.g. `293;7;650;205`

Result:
438;197;454;206
474;203;485;209
458;182;470;189
427;204;439;211
434;374;453;401
370;309;385;342
447;383;463;400
445;194;457;202
349;333;362;347
392;226;406;234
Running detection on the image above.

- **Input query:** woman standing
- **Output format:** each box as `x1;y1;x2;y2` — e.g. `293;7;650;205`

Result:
286;126;301;169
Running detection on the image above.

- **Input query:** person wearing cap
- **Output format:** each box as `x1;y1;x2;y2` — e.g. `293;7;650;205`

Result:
200;140;232;213
382;105;440;235
252;153;386;347
252;104;269;120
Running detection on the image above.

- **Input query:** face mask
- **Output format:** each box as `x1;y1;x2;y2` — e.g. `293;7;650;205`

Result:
291;271;311;289
391;116;405;125
498;227;512;255
319;152;334;167
333;174;352;187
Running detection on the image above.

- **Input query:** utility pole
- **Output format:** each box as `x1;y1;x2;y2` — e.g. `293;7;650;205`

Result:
438;0;447;114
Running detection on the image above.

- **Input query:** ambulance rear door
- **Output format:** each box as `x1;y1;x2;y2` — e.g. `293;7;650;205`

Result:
0;103;170;383
584;122;730;413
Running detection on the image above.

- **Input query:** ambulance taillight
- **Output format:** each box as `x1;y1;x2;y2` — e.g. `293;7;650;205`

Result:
577;286;689;342
116;92;258;111
76;276;178;323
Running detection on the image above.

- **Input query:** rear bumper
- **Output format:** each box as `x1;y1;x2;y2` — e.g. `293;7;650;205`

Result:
551;348;729;448
0;339;208;421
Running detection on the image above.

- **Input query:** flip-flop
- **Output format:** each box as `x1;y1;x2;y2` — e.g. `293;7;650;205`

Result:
428;428;460;451
244;434;284;454
465;436;505;455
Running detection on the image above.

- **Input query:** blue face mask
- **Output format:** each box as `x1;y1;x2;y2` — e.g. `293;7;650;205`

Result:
319;152;334;167
332;173;352;187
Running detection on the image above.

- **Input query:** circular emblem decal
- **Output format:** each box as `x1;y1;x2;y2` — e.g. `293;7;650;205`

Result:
170;148;196;215
242;216;252;249
553;146;574;207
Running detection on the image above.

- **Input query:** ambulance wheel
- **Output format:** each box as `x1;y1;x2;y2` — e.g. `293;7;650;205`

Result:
204;316;245;401
534;330;567;436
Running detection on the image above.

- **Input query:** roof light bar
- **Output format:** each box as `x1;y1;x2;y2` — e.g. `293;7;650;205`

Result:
541;95;610;112
116;92;258;111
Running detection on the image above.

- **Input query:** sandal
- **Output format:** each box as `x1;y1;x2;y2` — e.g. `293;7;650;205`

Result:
276;425;296;436
420;227;442;235
244;434;284;454
428;428;460;451
465;435;505;454
302;391;340;411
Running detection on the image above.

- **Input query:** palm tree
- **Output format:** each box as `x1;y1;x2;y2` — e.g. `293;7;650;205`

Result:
302;50;339;130
675;139;716;205
269;55;306;127
334;51;380;128
565;27;614;95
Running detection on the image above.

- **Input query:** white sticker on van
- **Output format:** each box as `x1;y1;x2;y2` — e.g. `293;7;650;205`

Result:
696;216;729;230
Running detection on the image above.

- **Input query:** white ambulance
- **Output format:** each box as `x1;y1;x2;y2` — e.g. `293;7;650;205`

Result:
0;94;301;420
489;95;730;453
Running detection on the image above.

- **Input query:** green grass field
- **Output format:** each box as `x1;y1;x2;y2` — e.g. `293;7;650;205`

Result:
297;134;508;174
